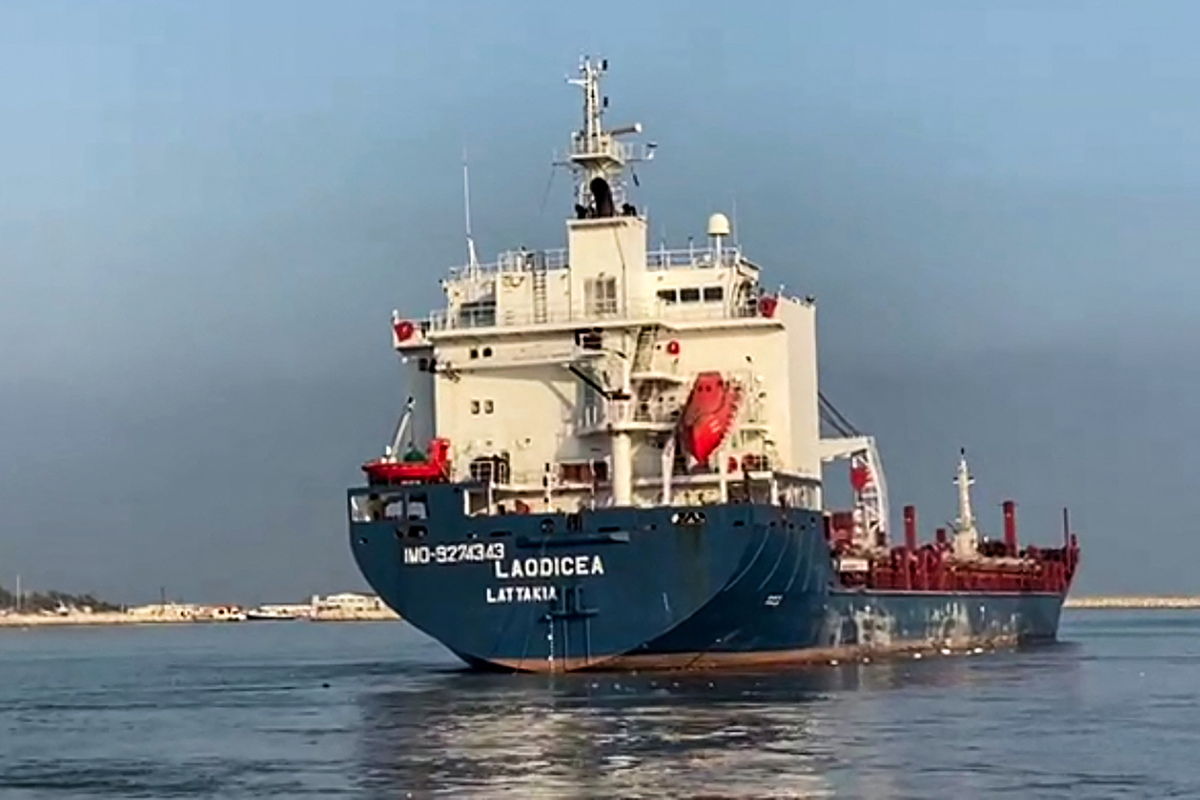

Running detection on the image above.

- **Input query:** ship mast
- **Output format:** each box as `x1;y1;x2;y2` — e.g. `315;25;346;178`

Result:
953;449;980;557
562;57;654;507
562;56;654;218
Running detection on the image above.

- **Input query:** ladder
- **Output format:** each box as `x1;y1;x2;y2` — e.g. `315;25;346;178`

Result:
631;325;658;373
532;266;548;324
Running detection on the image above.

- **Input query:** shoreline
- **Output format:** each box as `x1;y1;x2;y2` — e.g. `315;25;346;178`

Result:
3;598;1198;628
0;609;400;627
1064;596;1200;609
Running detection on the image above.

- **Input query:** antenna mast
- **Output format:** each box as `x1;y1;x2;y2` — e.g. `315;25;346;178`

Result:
560;56;655;217
463;148;479;273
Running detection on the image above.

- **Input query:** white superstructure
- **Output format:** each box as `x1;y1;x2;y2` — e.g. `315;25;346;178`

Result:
385;58;882;532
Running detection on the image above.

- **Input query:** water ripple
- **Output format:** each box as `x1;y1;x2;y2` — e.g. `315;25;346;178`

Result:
1;614;1199;797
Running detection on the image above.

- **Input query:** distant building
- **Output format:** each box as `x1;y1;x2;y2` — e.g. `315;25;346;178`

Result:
310;593;386;613
126;602;199;621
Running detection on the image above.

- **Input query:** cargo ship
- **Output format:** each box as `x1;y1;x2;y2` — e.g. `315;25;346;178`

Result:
347;58;1081;672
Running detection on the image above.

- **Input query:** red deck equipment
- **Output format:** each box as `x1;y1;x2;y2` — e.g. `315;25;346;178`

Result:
1004;500;1018;556
363;438;451;484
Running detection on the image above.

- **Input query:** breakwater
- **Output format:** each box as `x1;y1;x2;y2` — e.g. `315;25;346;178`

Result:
0;592;400;627
1065;596;1200;609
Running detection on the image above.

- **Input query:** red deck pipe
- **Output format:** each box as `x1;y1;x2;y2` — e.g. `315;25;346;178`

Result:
935;527;947;546
903;505;918;552
897;505;916;590
1003;500;1018;556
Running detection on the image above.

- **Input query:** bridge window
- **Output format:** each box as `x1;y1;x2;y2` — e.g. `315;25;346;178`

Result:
458;300;495;328
657;289;677;303
703;286;724;302
559;460;608;484
680;287;701;303
585;277;619;316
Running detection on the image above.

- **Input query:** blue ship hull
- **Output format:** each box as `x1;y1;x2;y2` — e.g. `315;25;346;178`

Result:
349;483;1065;672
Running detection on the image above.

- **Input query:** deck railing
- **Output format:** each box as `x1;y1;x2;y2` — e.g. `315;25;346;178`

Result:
427;294;762;332
445;245;747;280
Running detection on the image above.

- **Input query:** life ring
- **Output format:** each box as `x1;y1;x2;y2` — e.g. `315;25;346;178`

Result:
393;319;416;342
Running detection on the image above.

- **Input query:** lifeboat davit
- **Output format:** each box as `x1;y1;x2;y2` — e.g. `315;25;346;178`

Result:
363;438;452;484
677;372;741;465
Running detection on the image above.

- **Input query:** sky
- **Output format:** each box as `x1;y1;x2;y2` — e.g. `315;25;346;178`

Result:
2;0;1199;602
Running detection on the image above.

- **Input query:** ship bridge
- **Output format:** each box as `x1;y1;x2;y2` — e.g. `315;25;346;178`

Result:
422;242;766;334
382;58;826;518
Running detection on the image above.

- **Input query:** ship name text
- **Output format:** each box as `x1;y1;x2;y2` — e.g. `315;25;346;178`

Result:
493;555;605;580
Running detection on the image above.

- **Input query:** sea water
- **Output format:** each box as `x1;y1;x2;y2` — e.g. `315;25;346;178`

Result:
0;611;1195;798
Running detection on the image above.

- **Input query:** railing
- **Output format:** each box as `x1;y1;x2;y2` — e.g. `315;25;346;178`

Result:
569;134;628;161
645;246;746;271
427;296;761;332
574;369;766;431
447;249;569;280
444;246;748;282
631;400;681;426
567;135;655;164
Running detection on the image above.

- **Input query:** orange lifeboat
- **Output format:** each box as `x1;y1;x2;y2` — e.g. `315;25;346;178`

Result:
363;438;451;484
677;372;741;465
